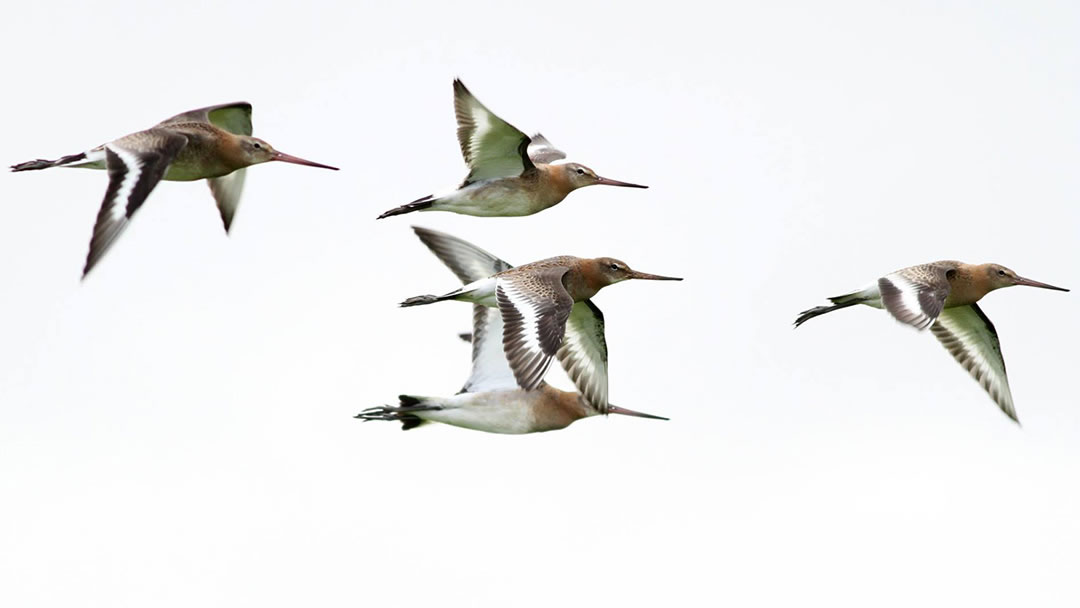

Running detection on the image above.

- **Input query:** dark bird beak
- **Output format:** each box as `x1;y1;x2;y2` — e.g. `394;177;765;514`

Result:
1014;275;1069;292
596;175;648;189
272;151;339;170
628;270;683;281
608;404;669;420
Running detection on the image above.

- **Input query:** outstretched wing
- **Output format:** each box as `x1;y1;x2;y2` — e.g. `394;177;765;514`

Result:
158;102;253;136
527;133;567;165
83;130;188;277
878;263;954;330
931;304;1016;422
453;79;533;183
207;168;247;232
556;300;609;413
461;305;520;393
496;266;574;391
412;226;513;284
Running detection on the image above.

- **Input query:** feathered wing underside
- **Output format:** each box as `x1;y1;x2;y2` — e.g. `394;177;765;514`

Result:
159;102;253;136
556;300;609;413
496;267;574;391
930;304;1017;422
208;168;247;232
527;133;567;165
878;263;954;330
461;305;520;393
412;226;513;284
453;79;533;183
83;130;188;276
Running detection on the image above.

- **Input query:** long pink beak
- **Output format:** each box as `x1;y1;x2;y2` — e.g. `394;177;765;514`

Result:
272;151;339;170
629;270;683;281
608;404;669;420
1014;276;1069;291
596;175;647;188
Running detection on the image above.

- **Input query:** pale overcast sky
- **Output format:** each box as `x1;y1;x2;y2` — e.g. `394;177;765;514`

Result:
1;1;1078;606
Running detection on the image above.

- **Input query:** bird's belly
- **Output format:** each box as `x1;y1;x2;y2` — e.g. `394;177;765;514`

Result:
162;149;235;182
438;180;557;217
419;391;544;434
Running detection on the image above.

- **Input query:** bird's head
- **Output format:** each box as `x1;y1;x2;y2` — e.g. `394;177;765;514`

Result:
236;136;339;171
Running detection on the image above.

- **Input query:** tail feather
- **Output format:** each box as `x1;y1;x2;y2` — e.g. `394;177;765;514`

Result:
399;293;452;307
794;297;863;327
400;294;440;307
377;194;435;219
11;152;88;172
355;395;439;431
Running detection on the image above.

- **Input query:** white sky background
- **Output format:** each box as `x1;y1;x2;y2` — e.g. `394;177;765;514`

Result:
1;1;1078;605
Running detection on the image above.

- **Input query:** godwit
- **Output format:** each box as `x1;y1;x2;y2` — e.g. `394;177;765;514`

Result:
355;306;667;433
399;226;681;412
358;229;668;433
376;79;646;219
794;261;1069;422
11;102;338;277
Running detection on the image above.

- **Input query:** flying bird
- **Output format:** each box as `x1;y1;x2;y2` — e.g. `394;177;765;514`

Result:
376;79;646;219
399;226;682;410
11;102;338;277
356;305;667;433
794;260;1069;422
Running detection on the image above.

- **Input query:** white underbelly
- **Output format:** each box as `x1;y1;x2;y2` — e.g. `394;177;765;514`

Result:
418;391;539;434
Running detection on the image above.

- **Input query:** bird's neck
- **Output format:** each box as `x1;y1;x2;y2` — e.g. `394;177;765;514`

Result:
567;261;604;300
947;264;993;306
534;386;592;429
539;164;575;198
217;136;250;172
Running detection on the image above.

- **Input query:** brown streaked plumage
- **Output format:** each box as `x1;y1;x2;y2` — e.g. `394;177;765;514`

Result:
794;260;1069;422
400;227;682;414
11;102;338;277
376;79;647;219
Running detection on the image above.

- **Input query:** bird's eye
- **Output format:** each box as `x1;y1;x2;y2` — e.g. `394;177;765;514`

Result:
998;270;1006;276
577;168;585;175
609;263;619;271
253;142;262;149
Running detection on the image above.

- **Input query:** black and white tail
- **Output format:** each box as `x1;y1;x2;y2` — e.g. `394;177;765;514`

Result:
794;291;869;327
355;395;438;430
399;292;459;307
376;194;435;219
11;151;94;172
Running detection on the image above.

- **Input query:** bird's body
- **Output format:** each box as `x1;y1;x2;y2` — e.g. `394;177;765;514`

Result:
360;370;600;434
377;79;646;219
400;228;681;402
11;102;338;276
412;166;574;217
414;255;616;307
795;260;1069;422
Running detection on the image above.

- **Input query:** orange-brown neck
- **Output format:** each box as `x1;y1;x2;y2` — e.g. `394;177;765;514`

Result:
533;385;593;431
217;135;250;172
945;263;994;307
539;164;576;200
569;260;607;300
